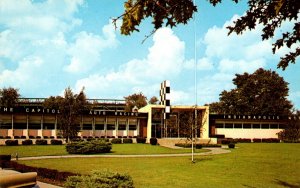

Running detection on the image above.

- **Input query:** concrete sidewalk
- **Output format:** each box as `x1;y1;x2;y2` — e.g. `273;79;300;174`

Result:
14;147;230;161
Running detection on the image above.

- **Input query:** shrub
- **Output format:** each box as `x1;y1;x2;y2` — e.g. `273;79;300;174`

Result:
36;139;48;145
5;136;11;139
36;136;41;139
0;155;11;161
22;140;33;145
5;140;18;146
234;138;252;143
29;136;35;139
150;137;158;145
123;138;133;144
262;138;280;143
228;143;235;149
136;137;146;144
51;140;63;145
111;138;122;144
14;136;20;139
0;155;11;168
253;138;262;143
195;144;202;149
64;170;134;188
21;136;26;139
99;138;109;142
221;139;232;145
66;140;112;154
43;136;49;139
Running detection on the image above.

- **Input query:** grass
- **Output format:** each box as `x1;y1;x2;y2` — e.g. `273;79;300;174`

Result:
0;145;68;157
17;143;300;188
0;144;207;157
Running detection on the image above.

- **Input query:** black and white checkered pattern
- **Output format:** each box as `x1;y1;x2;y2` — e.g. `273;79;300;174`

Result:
160;80;170;119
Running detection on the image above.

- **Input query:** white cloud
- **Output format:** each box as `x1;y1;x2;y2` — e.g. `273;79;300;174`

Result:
75;27;185;98
64;22;118;73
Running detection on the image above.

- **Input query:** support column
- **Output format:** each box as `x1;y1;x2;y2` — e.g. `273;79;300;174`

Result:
104;117;107;138
25;114;29;139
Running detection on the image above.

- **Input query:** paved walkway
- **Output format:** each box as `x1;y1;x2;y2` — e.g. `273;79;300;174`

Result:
14;147;230;161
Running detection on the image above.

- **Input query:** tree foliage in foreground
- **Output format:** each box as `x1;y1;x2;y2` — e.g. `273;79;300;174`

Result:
44;87;89;142
0;87;20;107
115;0;299;70
209;68;293;116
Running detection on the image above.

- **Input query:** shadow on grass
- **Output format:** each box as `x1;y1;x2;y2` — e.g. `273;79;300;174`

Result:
274;179;300;188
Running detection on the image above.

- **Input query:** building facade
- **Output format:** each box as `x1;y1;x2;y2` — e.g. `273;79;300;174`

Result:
0;98;293;141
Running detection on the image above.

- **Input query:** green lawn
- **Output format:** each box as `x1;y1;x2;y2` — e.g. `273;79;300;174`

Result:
0;145;68;157
18;143;300;188
0;144;206;157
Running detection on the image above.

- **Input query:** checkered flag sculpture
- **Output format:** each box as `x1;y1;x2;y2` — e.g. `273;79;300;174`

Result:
160;80;170;119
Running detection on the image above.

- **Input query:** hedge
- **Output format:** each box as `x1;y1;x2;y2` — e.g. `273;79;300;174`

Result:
123;138;133;144
35;139;48;145
66;140;112;154
51;140;63;145
228;143;235;149
150;137;158;145
22;140;33;145
5;140;18;146
64;170;134;188
111;138;122;144
136;137;146;144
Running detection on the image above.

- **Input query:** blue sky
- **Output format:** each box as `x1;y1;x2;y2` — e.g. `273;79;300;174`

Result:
0;0;299;110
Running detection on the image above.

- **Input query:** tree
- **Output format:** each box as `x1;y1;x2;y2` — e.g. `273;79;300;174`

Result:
0;87;20;107
115;0;299;70
44;87;89;142
124;92;147;112
277;111;300;142
210;68;293;116
149;96;159;104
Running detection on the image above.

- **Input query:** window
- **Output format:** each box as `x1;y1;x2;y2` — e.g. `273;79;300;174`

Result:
28;123;41;130
243;124;251;129
129;124;137;130
270;124;279;129
234;124;242;128
279;124;286;129
261;124;269;129
252;124;260;129
82;124;92;130
14;123;27;129
43;123;54;130
118;124;126;130
225;123;233;128
0;122;12;129
107;124;115;130
95;124;104;130
215;124;224;128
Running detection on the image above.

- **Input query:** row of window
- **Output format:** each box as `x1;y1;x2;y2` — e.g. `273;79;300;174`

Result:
0;123;137;130
215;123;285;129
